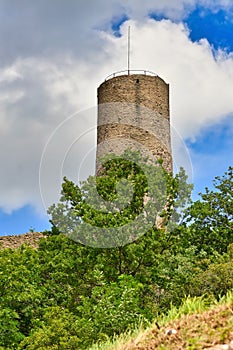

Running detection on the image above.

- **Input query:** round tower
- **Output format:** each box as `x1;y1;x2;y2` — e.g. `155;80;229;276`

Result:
96;71;172;172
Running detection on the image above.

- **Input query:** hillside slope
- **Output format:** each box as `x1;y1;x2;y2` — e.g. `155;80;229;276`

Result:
93;294;233;350
123;304;233;350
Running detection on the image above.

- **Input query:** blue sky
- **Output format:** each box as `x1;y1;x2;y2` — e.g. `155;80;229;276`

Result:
0;1;233;236
186;7;233;52
187;116;233;197
0;206;50;236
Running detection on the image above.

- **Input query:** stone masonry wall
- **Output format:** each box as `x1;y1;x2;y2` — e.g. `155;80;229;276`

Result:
98;74;169;118
0;232;45;249
96;74;172;172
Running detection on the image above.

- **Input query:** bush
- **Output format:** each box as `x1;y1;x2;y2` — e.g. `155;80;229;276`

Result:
0;308;24;349
189;259;233;298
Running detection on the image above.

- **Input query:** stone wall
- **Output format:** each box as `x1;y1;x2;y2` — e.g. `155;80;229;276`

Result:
0;232;45;249
96;74;172;172
98;74;169;118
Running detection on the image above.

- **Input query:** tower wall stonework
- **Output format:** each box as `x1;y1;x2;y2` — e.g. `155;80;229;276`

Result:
96;74;172;172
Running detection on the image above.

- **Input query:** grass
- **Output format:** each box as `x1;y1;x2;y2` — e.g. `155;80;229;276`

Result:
90;290;233;350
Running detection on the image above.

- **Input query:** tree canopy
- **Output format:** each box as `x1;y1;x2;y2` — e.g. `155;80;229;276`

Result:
0;152;232;349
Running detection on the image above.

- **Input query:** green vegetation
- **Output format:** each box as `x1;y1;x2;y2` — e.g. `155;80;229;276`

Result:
91;292;233;350
0;152;232;349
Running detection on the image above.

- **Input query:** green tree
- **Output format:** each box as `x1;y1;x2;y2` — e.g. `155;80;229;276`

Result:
0;308;24;348
46;150;194;317
184;166;233;254
18;307;81;350
0;150;197;349
0;245;45;337
48;150;192;248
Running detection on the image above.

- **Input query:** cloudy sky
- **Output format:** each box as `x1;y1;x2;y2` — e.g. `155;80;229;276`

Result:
1;0;233;235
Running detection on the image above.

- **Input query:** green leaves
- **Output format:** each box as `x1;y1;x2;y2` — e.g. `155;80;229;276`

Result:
76;275;147;342
184;166;233;253
48;150;192;248
2;150;233;349
0;308;24;348
18;307;81;350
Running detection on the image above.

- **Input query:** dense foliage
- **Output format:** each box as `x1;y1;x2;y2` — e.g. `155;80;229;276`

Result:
0;155;232;349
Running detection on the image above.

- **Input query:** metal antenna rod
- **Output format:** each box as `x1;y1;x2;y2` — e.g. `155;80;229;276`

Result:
127;26;130;75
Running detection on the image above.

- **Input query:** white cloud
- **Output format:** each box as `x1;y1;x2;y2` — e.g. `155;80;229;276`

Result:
112;19;233;139
0;1;233;215
0;0;230;68
198;0;233;12
0;58;87;213
114;0;195;20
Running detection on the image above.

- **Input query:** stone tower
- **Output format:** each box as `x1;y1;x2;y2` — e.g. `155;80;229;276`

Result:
96;71;172;172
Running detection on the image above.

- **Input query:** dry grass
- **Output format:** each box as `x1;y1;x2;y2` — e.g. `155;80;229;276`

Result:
122;304;233;349
91;293;233;350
